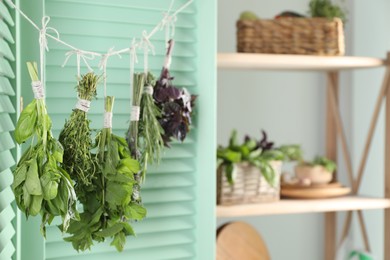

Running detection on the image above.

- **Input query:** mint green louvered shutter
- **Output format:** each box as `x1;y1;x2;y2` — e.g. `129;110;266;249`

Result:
0;1;17;260
17;0;217;259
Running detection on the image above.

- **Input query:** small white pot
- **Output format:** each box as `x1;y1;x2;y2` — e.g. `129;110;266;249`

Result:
295;165;333;185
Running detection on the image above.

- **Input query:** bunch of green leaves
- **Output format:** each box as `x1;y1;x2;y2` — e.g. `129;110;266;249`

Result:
301;156;337;173
126;73;145;159
217;130;302;186
59;73;99;203
64;96;146;252
139;72;165;177
309;0;346;22
13;62;79;236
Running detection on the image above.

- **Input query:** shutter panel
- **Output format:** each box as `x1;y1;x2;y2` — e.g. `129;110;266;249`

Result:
42;0;215;259
0;1;17;260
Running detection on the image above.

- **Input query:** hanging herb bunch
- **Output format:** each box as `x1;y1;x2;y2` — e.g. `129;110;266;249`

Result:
59;72;99;204
12;62;79;236
127;73;144;160
64;96;147;252
153;39;197;146
139;72;165;175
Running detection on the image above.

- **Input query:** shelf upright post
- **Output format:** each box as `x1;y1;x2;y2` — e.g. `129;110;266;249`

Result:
325;71;339;260
385;52;390;260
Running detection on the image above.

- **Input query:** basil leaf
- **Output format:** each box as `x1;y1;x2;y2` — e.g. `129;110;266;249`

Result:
25;159;43;196
14;99;37;144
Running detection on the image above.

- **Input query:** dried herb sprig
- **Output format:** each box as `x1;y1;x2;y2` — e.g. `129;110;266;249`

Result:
64;96;146;252
139;72;165;175
13;62;79;236
59;73;99;203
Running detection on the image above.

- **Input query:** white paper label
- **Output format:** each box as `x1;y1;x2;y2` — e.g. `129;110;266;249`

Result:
75;99;91;112
131;106;140;121
31;81;45;99
104;112;113;128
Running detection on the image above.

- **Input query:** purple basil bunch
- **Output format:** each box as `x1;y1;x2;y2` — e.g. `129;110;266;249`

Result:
154;67;197;146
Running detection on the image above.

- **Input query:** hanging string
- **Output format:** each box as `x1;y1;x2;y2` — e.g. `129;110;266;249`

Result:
141;31;155;75
5;0;101;56
99;48;122;102
129;39;139;97
129;39;139;121
38;16;59;95
62;50;95;79
6;0;192;59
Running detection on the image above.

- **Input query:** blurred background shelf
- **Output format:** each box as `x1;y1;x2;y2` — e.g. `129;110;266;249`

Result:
218;53;386;71
217;196;390;218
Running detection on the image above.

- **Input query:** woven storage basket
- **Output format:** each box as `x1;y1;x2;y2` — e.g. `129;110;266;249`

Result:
237;17;345;56
217;161;282;205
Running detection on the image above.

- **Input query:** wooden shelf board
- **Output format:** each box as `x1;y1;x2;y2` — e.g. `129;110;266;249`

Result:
218;53;386;71
217;196;390;218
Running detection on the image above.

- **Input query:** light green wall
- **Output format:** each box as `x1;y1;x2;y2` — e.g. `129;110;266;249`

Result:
349;1;390;259
217;1;324;259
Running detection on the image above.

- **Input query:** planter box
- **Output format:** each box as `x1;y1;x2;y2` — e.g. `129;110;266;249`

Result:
217;161;282;205
237;17;345;56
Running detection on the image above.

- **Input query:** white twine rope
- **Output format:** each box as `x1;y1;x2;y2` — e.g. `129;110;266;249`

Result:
141;31;155;75
99;48;122;99
5;0;191;59
104;112;113;128
75;99;91;113
163;14;177;47
144;85;154;95
38;16;60;95
31;81;45;99
131;106;140;121
62;50;95;78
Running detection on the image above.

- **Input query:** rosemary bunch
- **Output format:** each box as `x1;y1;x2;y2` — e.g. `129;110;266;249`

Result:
139;72;164;176
64;96;146;252
59;73;99;203
13;62;79;236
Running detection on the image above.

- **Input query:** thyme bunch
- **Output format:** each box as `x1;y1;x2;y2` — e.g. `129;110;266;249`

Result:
59;73;99;203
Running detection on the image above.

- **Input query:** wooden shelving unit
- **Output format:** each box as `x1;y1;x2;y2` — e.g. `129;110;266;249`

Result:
217;196;390;218
217;52;390;260
218;53;386;71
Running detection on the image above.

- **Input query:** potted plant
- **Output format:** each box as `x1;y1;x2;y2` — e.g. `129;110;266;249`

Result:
217;130;302;205
295;156;337;185
309;0;346;22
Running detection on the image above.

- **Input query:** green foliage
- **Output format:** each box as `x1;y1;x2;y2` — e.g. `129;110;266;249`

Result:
309;0;346;22
59;73;99;201
139;72;165;178
63;96;146;252
304;156;337;173
12;62;79;237
217;130;302;186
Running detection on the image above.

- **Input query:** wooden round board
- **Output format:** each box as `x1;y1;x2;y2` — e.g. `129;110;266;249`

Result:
282;182;342;190
281;183;351;199
217;222;270;260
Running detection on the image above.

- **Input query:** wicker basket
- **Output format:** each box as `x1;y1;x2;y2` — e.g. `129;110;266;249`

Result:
237;17;345;56
217;161;282;205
